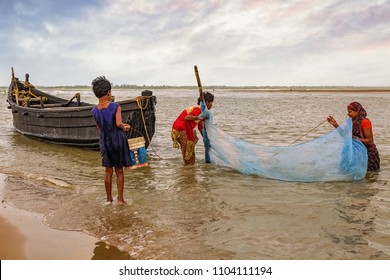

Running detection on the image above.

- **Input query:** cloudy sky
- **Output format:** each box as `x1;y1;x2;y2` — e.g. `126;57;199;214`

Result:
0;0;389;87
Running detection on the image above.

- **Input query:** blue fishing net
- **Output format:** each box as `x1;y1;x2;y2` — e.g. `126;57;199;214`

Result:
202;110;367;182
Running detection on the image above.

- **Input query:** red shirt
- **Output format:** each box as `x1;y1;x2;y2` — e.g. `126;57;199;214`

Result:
361;118;372;130
172;105;203;140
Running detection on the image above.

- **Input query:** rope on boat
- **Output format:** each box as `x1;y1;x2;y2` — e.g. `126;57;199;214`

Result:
10;71;48;106
10;68;43;106
136;97;162;160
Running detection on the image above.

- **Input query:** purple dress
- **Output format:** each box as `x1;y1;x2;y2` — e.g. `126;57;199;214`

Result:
91;102;132;167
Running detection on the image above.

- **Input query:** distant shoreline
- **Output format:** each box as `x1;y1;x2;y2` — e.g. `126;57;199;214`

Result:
227;87;390;93
1;85;390;93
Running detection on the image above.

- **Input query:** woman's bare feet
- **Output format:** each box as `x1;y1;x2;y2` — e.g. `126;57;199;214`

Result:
117;198;126;206
103;200;112;206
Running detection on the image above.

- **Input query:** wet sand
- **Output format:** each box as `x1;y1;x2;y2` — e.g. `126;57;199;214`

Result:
0;174;98;260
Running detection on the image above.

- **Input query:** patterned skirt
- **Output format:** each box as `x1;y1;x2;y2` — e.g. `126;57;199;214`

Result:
171;129;199;165
367;144;380;171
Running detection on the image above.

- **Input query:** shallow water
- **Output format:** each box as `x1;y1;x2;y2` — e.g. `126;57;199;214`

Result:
1;89;389;259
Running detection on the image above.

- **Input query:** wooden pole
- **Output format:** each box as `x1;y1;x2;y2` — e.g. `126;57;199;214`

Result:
11;67;20;105
194;65;204;102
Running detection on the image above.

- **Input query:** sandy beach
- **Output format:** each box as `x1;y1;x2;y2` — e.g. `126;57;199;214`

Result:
0;174;98;260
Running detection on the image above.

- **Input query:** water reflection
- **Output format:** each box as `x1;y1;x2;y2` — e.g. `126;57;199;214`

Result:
1;90;390;259
325;181;385;258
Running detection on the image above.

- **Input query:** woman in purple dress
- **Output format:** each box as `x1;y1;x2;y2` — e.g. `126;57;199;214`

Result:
91;76;132;205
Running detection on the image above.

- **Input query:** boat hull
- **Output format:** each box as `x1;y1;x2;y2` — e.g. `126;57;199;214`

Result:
7;73;156;149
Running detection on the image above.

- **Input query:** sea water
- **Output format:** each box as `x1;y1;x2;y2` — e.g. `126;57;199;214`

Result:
0;89;389;259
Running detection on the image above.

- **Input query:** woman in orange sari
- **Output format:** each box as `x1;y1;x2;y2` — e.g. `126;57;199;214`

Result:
328;102;380;171
171;92;214;165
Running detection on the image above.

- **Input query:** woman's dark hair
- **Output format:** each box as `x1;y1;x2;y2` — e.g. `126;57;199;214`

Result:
198;91;214;104
92;76;112;98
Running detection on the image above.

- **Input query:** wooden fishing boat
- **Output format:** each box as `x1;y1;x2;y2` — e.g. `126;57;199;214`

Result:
6;68;157;149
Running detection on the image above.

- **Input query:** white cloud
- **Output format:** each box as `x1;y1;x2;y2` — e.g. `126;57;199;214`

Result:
1;0;389;86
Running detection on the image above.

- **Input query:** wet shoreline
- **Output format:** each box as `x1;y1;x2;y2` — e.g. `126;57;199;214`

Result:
0;173;98;260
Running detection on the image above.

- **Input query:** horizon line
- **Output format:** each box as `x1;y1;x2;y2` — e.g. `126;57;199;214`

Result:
1;84;390;89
